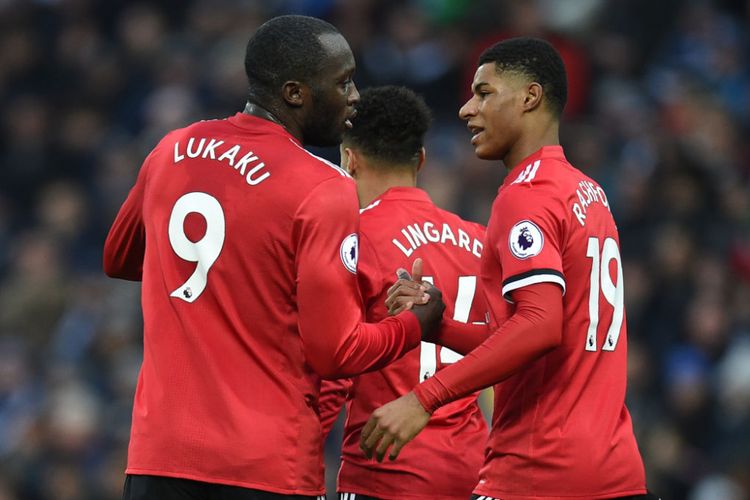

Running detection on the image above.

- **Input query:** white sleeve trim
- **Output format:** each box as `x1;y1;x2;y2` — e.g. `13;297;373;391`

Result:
502;273;566;302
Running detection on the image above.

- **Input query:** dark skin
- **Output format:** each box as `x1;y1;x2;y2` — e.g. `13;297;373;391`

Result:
384;63;560;316
361;63;563;462
245;32;360;148
245;31;446;338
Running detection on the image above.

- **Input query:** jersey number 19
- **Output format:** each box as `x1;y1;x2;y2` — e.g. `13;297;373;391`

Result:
585;237;624;352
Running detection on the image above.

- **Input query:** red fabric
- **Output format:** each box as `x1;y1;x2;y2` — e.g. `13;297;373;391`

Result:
319;187;488;500
103;114;421;495
414;283;563;412
433;317;490;355
103;162;147;281
319;378;352;439
414;146;646;499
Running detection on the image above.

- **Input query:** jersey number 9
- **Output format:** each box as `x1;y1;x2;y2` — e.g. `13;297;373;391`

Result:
168;192;226;303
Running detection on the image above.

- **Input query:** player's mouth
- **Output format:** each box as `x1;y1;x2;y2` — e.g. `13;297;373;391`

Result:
345;109;357;129
468;124;484;145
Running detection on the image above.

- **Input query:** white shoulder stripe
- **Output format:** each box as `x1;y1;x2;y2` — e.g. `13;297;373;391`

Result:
289;138;351;178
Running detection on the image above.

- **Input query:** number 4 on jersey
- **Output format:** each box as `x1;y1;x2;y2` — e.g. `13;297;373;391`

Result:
585;237;624;351
419;275;478;381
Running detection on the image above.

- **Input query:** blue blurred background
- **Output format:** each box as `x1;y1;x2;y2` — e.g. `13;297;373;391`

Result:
0;0;749;498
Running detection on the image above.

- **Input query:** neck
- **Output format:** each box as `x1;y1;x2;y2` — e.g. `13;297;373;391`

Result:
356;167;416;208
503;119;560;170
243;101;302;142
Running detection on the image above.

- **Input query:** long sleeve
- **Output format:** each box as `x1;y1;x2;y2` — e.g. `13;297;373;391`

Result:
432;318;490;355
294;177;421;379
103;159;149;281
414;282;562;412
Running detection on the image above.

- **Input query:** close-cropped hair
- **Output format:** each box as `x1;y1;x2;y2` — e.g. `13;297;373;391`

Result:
344;86;432;166
245;15;339;100
479;37;568;117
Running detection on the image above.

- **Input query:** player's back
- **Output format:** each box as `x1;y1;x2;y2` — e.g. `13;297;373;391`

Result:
339;187;488;500
128;113;355;493
479;146;645;498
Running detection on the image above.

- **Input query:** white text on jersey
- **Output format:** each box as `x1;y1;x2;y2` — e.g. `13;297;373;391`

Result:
173;137;270;186
392;221;482;258
572;179;610;226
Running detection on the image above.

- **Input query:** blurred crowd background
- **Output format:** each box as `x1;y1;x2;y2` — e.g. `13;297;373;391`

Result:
0;0;749;498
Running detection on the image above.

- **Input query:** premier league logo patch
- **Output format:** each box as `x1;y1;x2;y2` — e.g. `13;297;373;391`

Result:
340;233;358;274
509;220;544;259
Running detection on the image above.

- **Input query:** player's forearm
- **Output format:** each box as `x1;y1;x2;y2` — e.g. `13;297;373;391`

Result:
433;318;489;355
414;283;562;412
103;205;145;280
305;311;421;379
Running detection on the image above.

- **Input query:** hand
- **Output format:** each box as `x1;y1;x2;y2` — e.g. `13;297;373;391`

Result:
409;284;445;341
385;258;430;315
360;391;431;462
385;258;445;340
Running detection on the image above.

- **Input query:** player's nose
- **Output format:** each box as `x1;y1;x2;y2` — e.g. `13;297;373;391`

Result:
348;82;360;105
459;96;477;120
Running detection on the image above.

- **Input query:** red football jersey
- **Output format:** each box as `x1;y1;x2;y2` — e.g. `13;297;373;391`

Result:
416;146;646;499
320;187;489;500
103;113;422;496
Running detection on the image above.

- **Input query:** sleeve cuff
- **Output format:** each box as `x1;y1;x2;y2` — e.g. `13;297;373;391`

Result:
397;310;422;350
413;375;448;414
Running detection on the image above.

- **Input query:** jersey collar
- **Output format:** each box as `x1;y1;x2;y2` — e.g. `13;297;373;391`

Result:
227;112;301;146
375;186;433;204
502;145;566;188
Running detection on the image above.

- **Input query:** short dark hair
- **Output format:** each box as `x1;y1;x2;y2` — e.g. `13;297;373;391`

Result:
343;86;432;166
244;15;339;101
479;37;567;117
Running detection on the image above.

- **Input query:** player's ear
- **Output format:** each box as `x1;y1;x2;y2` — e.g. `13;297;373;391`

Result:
416;147;426;173
282;80;306;108
522;82;543;112
342;147;358;177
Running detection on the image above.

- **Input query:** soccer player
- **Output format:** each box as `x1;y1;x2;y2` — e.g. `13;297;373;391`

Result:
318;86;489;500
361;38;655;499
103;16;444;500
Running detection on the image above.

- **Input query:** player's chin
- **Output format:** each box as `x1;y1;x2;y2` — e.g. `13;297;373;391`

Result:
474;144;502;161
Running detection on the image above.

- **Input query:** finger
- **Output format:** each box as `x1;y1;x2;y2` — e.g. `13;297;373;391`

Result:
385;284;425;311
361;425;385;459
389;301;413;315
386;279;422;297
386;287;424;307
388;439;407;461
387;292;428;314
360;417;377;458
392;282;427;296
396;268;412;281
411;258;423;284
375;433;395;463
